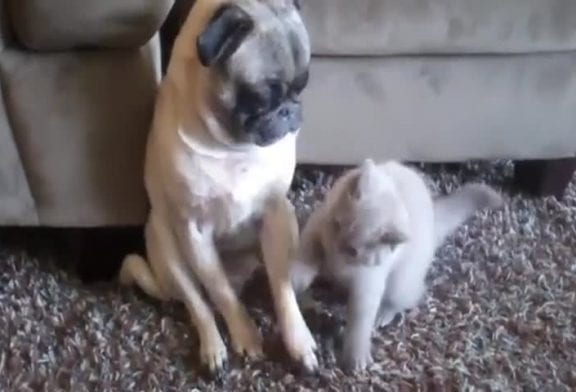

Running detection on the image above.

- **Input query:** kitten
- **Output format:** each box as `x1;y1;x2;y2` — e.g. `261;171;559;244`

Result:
292;159;504;371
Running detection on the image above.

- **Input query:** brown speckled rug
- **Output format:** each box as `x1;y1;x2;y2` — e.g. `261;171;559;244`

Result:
1;161;575;391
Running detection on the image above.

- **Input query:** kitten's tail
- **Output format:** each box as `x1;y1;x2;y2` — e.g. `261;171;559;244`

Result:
433;183;504;246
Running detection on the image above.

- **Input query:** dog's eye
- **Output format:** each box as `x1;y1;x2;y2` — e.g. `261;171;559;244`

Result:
290;71;309;96
267;80;285;109
294;0;302;10
237;85;267;113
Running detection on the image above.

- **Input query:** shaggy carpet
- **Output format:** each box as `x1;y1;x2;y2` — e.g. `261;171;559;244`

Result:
1;161;575;391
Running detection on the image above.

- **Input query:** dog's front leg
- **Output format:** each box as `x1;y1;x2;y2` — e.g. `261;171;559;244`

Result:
145;213;227;374
260;194;318;371
174;219;263;359
291;221;323;296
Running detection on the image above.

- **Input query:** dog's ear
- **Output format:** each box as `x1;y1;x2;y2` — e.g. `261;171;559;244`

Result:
197;4;254;67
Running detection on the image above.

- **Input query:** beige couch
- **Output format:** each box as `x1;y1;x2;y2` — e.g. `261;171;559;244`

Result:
1;0;575;228
296;0;576;198
299;0;576;163
0;0;173;227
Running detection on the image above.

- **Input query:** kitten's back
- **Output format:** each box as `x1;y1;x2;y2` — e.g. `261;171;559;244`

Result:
376;161;435;239
376;161;503;247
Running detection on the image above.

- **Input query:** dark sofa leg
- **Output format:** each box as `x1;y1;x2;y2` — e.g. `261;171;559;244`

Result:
514;158;576;198
73;227;144;283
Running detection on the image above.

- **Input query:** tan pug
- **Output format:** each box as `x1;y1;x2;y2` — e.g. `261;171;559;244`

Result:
119;0;317;375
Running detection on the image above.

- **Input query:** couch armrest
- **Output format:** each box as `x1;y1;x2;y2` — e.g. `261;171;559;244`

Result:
8;0;174;51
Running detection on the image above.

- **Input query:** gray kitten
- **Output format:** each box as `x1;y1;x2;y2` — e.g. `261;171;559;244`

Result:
292;160;504;371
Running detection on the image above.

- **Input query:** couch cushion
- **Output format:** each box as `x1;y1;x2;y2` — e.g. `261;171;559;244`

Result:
0;43;160;226
303;0;576;56
8;0;173;51
298;53;576;163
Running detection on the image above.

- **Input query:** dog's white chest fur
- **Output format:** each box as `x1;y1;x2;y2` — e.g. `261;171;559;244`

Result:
158;131;297;237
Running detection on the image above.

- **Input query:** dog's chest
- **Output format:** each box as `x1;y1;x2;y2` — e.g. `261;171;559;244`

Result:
171;143;294;236
203;160;270;225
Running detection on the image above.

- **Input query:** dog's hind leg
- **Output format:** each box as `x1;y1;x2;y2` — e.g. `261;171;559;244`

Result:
119;254;167;300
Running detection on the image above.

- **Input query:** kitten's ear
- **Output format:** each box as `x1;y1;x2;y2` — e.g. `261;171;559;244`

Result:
353;159;377;199
197;4;254;67
347;159;378;200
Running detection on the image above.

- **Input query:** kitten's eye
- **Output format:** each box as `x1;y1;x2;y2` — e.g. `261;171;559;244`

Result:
294;0;302;10
380;232;406;250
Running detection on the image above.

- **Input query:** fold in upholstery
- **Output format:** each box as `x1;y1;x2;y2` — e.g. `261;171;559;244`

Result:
0;3;37;224
0;84;38;225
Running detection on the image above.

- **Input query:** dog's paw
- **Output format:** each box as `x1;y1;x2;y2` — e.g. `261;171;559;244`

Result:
341;346;373;373
283;317;318;372
200;334;228;375
118;254;140;286
229;315;264;359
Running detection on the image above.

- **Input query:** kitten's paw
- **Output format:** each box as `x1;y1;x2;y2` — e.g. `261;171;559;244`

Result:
341;346;373;372
200;334;228;375
229;314;264;359
283;317;318;372
375;309;398;328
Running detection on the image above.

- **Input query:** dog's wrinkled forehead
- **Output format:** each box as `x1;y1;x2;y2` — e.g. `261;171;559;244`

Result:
196;0;310;83
229;1;310;83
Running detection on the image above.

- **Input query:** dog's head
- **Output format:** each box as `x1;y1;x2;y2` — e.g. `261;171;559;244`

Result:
189;0;310;147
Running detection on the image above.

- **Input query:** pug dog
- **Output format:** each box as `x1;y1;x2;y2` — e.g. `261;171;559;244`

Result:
119;0;316;374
